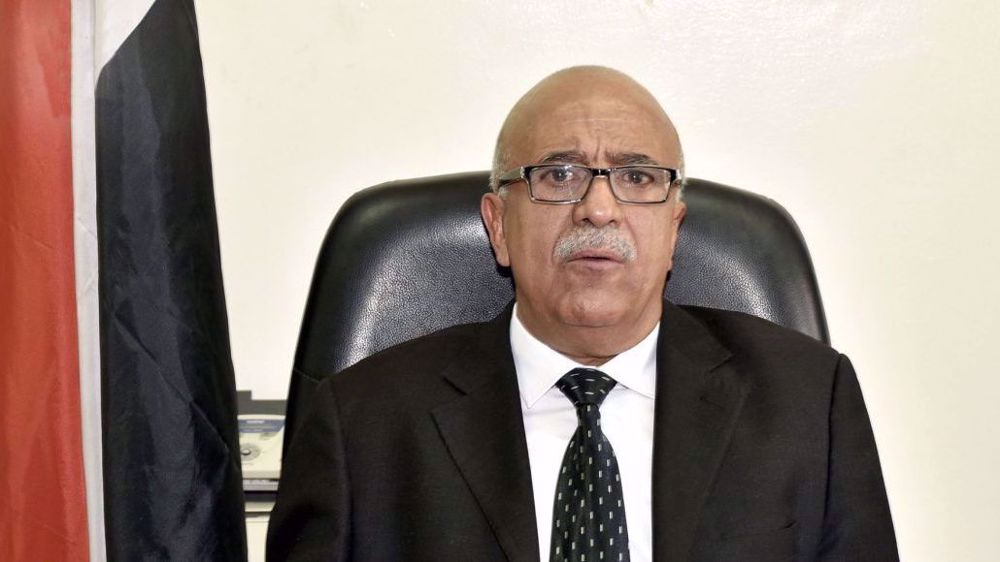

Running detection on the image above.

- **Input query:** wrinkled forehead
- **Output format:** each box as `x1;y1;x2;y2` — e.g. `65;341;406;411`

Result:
502;83;681;167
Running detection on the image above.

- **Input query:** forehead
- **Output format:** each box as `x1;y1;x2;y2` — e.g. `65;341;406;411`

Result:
505;82;680;167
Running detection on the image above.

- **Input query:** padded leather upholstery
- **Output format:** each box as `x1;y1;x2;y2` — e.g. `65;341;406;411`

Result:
283;171;828;449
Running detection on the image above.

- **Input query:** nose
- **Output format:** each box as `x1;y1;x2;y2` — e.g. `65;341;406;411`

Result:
572;175;623;227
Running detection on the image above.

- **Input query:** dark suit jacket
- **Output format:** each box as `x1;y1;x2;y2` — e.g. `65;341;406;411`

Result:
267;301;897;561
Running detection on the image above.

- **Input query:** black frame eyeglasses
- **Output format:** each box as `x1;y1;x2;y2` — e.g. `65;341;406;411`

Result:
497;164;681;204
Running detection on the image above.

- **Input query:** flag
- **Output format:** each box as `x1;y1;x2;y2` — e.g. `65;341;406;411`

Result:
1;0;247;560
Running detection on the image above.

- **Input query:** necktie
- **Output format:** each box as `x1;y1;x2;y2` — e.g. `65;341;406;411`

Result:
551;368;630;562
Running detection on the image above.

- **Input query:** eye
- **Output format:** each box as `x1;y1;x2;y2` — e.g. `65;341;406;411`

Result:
543;167;574;184
534;166;581;186
616;167;655;187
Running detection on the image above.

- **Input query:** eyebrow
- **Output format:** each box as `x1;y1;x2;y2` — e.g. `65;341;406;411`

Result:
538;151;588;165
536;151;660;166
609;152;659;166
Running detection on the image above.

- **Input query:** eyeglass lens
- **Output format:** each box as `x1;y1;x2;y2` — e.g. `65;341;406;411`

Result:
527;165;670;202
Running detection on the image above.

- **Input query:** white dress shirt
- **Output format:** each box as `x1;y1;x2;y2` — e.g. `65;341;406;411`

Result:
510;304;658;562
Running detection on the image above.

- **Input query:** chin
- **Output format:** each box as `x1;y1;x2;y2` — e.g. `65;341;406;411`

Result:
559;297;630;328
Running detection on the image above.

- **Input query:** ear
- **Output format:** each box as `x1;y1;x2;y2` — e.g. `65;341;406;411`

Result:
665;199;687;270
481;192;511;267
671;199;687;230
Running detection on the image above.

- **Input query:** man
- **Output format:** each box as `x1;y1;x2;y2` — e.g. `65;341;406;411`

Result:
267;66;897;561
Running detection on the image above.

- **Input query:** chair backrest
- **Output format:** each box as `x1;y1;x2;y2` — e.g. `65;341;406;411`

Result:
283;172;828;447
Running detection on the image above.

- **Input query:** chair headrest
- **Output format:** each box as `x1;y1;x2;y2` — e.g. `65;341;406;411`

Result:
293;172;828;381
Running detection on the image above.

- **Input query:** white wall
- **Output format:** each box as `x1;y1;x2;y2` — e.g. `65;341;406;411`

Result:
196;1;1000;560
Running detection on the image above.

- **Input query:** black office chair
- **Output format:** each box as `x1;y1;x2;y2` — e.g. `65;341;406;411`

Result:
283;172;827;450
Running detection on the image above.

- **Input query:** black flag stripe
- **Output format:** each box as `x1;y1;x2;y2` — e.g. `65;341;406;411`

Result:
96;0;246;559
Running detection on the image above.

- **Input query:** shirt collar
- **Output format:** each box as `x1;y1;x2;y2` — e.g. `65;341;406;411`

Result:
509;303;659;408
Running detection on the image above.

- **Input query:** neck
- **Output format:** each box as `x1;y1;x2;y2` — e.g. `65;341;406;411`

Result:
514;300;661;366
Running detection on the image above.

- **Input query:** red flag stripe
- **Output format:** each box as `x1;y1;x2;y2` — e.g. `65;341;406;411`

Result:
0;0;90;560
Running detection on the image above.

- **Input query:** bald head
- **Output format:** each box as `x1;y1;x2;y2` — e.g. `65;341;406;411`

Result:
490;66;683;193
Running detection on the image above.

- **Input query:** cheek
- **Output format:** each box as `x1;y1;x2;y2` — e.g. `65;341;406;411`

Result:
507;210;566;264
632;215;679;273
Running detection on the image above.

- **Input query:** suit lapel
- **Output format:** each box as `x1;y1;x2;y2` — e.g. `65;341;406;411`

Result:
652;301;746;562
432;306;540;562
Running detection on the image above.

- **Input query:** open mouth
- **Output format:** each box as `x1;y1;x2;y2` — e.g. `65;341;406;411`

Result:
567;249;625;265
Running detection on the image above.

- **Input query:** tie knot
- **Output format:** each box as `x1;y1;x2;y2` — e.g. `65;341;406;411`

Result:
555;368;617;408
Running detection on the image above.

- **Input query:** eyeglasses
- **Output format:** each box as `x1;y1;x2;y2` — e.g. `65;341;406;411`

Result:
497;164;681;204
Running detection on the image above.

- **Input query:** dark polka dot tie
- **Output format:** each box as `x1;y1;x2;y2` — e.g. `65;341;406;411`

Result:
550;368;629;562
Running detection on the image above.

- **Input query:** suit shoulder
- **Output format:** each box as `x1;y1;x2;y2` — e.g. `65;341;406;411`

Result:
322;319;493;392
677;304;841;366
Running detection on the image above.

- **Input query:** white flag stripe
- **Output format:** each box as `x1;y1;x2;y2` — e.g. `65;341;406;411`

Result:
72;0;106;559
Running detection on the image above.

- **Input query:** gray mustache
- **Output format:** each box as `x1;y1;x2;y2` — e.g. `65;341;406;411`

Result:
554;226;637;262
